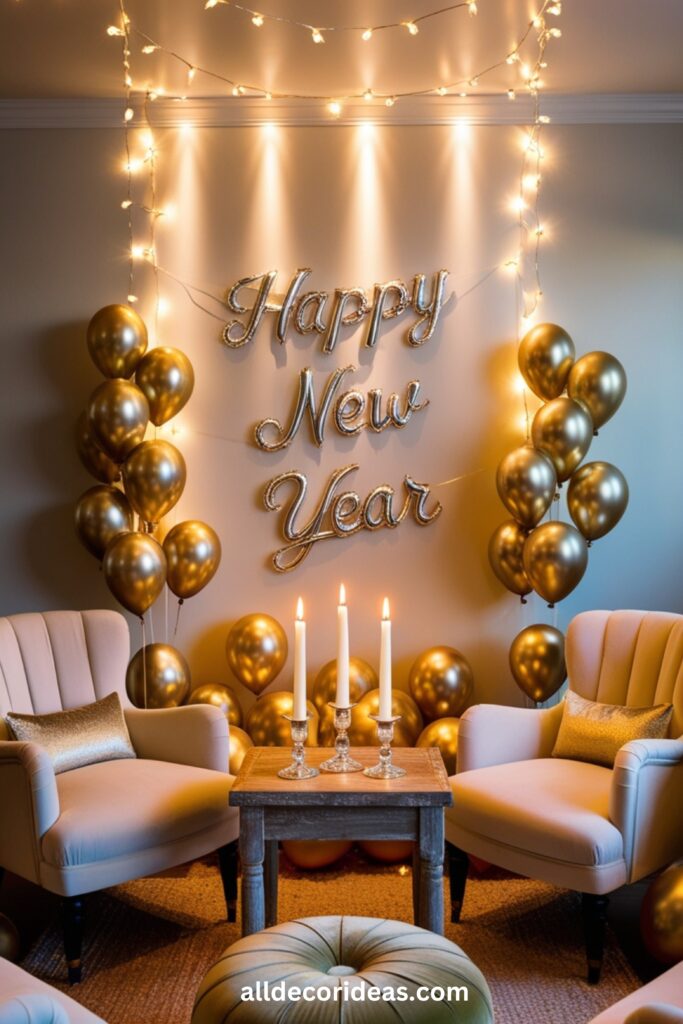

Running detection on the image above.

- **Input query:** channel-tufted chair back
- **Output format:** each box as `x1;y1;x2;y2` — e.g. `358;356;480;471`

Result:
566;610;683;738
0;611;130;734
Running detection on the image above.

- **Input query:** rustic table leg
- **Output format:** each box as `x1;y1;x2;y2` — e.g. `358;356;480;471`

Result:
240;807;265;936
264;839;279;928
412;844;420;925
418;807;445;934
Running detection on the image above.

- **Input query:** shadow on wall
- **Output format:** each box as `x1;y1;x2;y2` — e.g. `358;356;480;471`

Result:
11;320;117;615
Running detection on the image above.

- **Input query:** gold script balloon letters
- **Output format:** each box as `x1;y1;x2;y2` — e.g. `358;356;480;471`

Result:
235;268;449;571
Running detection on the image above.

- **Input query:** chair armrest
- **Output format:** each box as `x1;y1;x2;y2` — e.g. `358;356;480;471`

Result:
0;740;60;883
610;736;683;881
457;701;564;773
124;705;229;772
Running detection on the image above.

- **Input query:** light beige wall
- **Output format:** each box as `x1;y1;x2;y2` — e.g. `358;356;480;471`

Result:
1;122;682;710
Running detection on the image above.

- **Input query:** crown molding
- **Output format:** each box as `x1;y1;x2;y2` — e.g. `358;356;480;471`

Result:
1;93;682;129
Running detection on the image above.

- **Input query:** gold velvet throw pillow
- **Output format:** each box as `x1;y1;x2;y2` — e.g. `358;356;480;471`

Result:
5;692;136;774
552;690;673;768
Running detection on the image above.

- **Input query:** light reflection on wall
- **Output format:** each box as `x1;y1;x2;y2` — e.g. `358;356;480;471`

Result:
347;121;385;281
244;122;291;269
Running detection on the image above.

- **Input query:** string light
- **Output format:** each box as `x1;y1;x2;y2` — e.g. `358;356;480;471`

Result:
311;28;324;44
363;89;374;102
507;88;516;100
328;100;342;117
202;1;485;40
122;4;554;119
141;44;158;54
124;106;134;121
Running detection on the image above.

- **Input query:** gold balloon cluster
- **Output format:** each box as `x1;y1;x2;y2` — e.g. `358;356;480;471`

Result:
640;861;683;965
489;324;628;702
74;305;222;619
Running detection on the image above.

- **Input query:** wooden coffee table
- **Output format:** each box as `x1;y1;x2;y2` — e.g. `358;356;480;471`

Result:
229;745;452;937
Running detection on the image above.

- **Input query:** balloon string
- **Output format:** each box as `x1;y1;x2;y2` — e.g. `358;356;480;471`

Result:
140;615;148;710
164;585;169;645
173;599;183;639
433;468;485;489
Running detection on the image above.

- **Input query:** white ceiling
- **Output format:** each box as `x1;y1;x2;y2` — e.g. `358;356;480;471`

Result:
2;0;683;100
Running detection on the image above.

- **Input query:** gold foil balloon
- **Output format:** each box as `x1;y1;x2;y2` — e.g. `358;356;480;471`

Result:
509;624;567;703
226;614;288;694
348;689;423;747
518;323;576;400
313;657;378;746
416;718;460;776
75;485;133;560
409;647;474;721
75;411;121;483
523;521;589;606
312;657;378;713
102;531;166;616
87;304;148;379
282;841;352;870
163;520;221;600
135;346;195;426
496;445;557;528
488;520;532;599
640;861;683;965
0;913;20;963
568;351;627;432
531;397;593;482
126;642;191;708
245;691;319;746
359;841;414;864
567;461;629;543
228;725;253;776
122;440;186;526
188;683;243;727
87;379;149;463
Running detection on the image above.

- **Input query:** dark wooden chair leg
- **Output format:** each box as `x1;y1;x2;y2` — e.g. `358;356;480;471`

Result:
447;842;469;923
582;892;609;984
218;840;239;923
62;896;84;985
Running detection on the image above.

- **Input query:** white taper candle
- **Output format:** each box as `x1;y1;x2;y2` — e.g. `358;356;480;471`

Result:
379;597;392;719
293;596;307;720
336;583;350;707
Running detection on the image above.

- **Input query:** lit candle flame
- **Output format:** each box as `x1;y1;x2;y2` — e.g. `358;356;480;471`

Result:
296;596;304;621
339;583;346;606
382;597;390;620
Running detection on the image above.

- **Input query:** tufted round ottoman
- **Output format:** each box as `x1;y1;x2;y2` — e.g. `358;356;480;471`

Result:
193;916;493;1023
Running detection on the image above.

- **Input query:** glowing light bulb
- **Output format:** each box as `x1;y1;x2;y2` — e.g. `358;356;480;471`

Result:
506;52;520;64
131;244;144;259
363;89;373;102
204;0;219;8
437;86;448;96
362;28;373;41
459;91;467;97
535;225;545;236
157;296;171;317
328;100;342;117
124;158;141;173
127;294;138;303
120;199;132;209
141;44;158;54
469;77;479;87
385;96;396;107
124;74;132;88
187;66;196;83
107;25;124;37
548;2;562;14
520;63;531;80
532;16;544;28
264;91;272;100
503;258;519;273
404;21;419;35
538;114;550;124
510;196;526;213
311;28;324;44
124;107;134;122
468;1;478;13
507;89;516;100
251;13;264;27
523;173;541;190
549;27;562;37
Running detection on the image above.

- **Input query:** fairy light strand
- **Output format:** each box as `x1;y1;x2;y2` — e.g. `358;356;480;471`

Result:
202;0;479;38
127;6;551;113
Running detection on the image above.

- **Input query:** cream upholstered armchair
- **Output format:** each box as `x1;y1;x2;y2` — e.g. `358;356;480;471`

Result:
0;610;239;983
446;609;683;983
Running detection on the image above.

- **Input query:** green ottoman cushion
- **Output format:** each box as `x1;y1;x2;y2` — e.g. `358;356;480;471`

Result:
193;916;493;1023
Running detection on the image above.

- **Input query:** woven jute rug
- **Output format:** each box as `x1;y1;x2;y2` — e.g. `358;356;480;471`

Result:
19;851;640;1024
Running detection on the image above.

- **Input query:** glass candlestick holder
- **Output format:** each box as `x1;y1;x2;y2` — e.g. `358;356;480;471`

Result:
277;713;319;780
320;703;363;773
363;714;406;779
